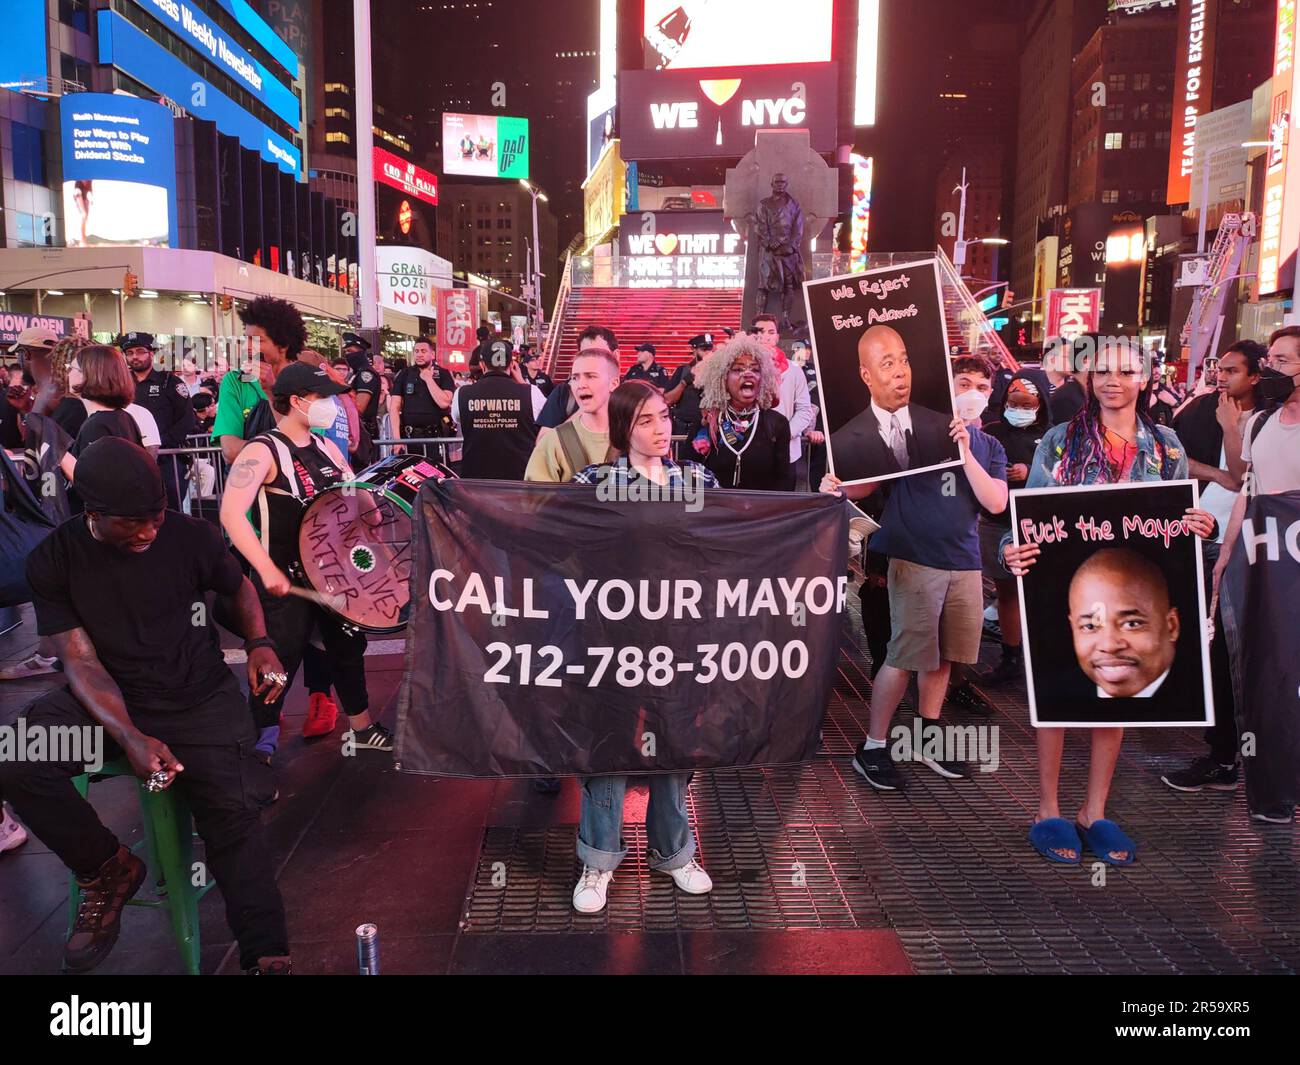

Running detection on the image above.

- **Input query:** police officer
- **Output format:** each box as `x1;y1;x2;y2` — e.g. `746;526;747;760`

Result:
450;338;546;480
624;343;671;391
664;332;713;452
519;348;555;397
119;331;196;511
466;325;494;381
389;335;456;460
342;332;380;442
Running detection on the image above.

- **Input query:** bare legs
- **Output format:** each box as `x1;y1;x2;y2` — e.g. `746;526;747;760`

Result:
1036;727;1128;861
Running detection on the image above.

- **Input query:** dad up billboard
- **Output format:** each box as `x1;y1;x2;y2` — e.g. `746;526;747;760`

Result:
618;62;838;161
60;94;178;248
442;113;530;179
377;247;453;316
618;210;745;288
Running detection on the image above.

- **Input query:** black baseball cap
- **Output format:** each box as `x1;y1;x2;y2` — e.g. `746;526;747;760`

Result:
635;342;656;355
688;333;714;350
487;339;513;370
117;332;156;351
272;362;349;398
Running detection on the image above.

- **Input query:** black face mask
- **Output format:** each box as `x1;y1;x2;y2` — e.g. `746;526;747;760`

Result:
1257;367;1299;405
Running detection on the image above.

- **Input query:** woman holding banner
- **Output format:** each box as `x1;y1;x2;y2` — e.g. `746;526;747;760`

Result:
1002;335;1216;866
689;336;795;491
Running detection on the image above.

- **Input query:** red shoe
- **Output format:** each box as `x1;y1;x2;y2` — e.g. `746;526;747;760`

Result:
303;692;339;738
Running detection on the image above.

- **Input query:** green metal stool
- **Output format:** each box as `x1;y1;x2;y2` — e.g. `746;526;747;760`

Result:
66;757;215;975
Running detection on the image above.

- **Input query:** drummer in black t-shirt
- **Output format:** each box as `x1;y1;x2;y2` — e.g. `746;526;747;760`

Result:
389;335;455;460
220;362;394;758
0;437;292;974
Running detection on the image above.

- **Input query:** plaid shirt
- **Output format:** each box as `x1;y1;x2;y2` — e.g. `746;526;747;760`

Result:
571;457;719;489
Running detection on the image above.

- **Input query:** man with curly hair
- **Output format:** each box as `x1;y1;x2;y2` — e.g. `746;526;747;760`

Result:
212;297;305;466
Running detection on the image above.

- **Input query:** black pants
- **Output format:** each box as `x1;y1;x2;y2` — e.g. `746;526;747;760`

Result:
252;583;369;731
302;643;332;697
858;550;893;678
1202;541;1239;764
401;423;449;465
0;679;289;970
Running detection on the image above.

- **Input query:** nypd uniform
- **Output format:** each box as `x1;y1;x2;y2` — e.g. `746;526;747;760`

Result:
392;361;456;458
122;332;196;511
450;341;545;480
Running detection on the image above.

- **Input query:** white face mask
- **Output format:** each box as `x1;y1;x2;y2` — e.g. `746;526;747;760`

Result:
298;397;337;430
1004;407;1037;428
953;389;989;423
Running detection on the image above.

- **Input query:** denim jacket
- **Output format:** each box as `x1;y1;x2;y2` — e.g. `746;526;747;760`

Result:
1000;421;1189;559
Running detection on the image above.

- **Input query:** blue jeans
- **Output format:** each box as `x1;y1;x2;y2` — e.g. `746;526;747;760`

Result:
577;773;696;873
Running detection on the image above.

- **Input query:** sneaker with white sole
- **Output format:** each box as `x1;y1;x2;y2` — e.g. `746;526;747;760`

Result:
663;858;712;895
572;865;613;913
0;805;28;855
0;654;61;682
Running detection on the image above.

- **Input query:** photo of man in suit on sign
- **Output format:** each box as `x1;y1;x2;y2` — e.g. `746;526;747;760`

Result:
829;324;960;482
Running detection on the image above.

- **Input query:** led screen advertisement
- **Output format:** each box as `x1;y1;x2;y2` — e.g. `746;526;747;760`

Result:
59;94;178;249
1;0;46;90
617;210;745;288
619;62;838;161
376;246;453;316
643;0;833;70
442;113;530;179
374;147;439;206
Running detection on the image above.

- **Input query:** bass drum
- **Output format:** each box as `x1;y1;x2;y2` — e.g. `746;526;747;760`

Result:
297;454;454;634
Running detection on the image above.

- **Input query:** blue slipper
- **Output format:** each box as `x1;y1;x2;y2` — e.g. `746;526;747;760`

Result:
1028;818;1082;864
1076;819;1136;865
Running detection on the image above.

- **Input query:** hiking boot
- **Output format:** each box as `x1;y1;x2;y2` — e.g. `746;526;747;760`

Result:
65;845;147;973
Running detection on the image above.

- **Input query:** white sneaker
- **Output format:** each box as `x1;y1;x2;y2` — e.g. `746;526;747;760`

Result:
572;865;613;913
663;859;712;895
0;805;28;855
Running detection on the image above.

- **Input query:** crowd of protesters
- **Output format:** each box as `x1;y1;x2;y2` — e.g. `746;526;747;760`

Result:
0;297;1297;971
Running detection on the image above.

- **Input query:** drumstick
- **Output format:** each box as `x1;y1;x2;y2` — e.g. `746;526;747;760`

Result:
286;585;348;612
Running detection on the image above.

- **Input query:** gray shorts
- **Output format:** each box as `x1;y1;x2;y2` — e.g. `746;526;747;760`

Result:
884;558;984;672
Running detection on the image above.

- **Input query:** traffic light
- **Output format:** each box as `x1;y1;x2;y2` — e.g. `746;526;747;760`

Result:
122;269;140;298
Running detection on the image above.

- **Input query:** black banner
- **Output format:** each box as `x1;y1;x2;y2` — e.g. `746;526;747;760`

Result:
1220;490;1300;812
1011;481;1213;728
395;480;849;777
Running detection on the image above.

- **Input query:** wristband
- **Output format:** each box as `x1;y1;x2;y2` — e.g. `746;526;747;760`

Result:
244;636;276;654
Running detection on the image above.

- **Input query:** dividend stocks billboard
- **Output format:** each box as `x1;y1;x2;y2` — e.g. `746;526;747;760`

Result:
59;94;178;248
618;210;744;288
436;287;479;368
442;113;530;179
642;0;833;70
618;62;838;161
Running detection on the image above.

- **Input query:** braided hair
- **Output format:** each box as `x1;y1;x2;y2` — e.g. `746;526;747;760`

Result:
1056;334;1178;484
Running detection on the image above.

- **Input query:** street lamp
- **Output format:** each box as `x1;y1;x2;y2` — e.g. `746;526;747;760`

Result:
520;180;548;338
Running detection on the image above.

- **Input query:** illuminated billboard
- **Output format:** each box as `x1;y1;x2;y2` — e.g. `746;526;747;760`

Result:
1260;0;1298;295
1;0;46;91
436;287;480;367
643;0;833;70
1045;289;1102;342
60;94;178;248
376;246;453;316
442;113;530;179
618;210;745;288
1166;0;1218;204
849;153;873;271
374;147;439;205
619;62;839;161
583;140;627;251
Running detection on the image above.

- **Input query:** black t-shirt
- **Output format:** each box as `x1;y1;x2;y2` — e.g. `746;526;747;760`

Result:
1049;379;1086;426
52;396;88;439
392;365;455;424
26;511;244;728
72;408;142;457
982;420;1045;525
351;367;381;431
